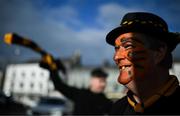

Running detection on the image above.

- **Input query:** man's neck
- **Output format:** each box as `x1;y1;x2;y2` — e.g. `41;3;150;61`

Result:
129;75;179;111
137;68;170;103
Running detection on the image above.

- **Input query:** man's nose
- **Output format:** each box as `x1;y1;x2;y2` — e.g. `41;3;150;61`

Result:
114;47;126;61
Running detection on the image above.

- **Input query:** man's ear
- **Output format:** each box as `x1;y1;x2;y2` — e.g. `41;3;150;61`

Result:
154;46;167;65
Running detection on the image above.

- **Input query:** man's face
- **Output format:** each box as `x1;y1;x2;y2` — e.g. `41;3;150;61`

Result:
90;77;107;93
113;32;156;86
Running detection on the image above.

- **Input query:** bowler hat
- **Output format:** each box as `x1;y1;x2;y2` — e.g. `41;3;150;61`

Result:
106;12;180;51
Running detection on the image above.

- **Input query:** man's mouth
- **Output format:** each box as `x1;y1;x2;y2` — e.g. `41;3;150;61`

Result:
119;65;132;70
117;64;133;85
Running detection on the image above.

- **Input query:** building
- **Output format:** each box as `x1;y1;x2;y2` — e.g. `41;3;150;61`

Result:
2;63;123;105
1;56;180;115
2;63;50;107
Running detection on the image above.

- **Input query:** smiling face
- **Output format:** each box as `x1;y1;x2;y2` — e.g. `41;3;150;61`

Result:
113;32;157;86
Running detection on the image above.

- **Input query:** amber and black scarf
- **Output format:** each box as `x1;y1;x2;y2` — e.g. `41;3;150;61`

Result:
127;75;179;112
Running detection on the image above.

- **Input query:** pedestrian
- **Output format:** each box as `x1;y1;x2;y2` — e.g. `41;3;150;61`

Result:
40;60;112;115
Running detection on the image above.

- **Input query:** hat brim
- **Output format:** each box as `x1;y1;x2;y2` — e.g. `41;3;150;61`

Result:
106;26;180;51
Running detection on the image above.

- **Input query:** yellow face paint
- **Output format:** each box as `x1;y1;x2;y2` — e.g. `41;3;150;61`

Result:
114;34;150;85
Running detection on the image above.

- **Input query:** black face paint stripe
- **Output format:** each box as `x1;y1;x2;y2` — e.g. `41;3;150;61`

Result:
128;51;147;60
121;37;144;45
132;37;144;45
130;57;146;61
121;38;128;43
121;38;130;47
128;51;146;57
131;50;146;54
128;71;132;76
134;64;144;69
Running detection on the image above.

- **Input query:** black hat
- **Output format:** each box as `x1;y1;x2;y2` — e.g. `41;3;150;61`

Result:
106;12;180;51
91;67;108;78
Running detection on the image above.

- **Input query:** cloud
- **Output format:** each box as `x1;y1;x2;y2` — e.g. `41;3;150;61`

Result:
0;1;77;50
0;0;179;67
0;0;110;65
96;3;144;29
44;5;84;29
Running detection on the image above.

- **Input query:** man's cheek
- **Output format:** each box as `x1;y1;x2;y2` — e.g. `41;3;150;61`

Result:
133;65;145;78
127;50;148;78
126;47;147;61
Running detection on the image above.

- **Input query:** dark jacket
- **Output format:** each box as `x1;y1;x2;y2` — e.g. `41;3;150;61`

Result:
50;71;112;115
110;86;180;115
0;92;28;115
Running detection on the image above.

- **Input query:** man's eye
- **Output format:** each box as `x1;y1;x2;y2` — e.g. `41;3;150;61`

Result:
124;44;135;49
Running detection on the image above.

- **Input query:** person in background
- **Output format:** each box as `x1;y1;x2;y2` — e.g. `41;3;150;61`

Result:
0;91;28;115
40;60;112;115
105;12;180;115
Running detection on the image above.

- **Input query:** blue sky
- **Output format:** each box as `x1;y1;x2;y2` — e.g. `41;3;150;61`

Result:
0;0;180;66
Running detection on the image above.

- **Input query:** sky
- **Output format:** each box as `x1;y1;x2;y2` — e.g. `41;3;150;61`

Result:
0;0;180;66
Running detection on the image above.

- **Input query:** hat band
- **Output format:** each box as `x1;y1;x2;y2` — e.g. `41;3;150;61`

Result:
121;20;168;32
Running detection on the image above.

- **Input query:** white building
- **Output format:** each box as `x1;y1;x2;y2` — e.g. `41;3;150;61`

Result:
2;63;52;107
2;62;180;107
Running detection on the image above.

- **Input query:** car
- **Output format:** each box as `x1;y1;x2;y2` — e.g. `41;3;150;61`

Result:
30;97;66;116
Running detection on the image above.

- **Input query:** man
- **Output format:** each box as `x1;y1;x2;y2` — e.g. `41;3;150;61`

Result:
106;12;180;115
40;60;112;115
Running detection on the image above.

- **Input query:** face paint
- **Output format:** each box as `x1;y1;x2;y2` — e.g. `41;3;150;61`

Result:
118;65;134;85
114;33;150;85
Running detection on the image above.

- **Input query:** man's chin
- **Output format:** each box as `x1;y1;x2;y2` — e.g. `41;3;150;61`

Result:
117;75;132;85
124;79;141;97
